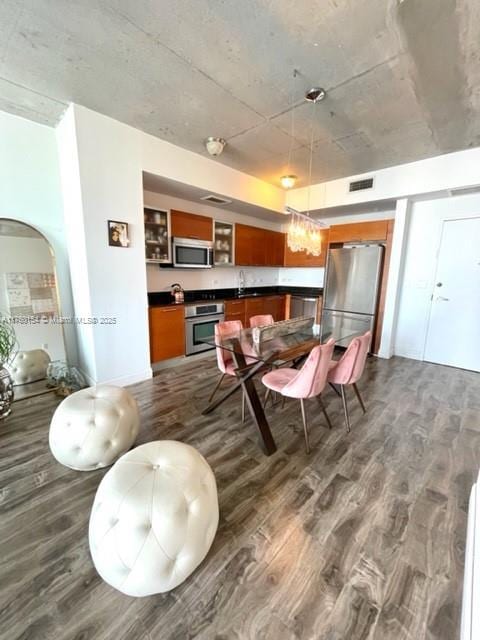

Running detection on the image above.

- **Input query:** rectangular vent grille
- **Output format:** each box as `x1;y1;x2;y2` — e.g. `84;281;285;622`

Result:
349;178;374;192
200;194;232;205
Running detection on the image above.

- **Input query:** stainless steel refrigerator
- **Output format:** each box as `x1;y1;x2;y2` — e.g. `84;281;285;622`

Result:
321;245;384;347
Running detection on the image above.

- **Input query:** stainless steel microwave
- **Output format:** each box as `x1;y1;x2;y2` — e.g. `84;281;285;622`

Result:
172;237;213;268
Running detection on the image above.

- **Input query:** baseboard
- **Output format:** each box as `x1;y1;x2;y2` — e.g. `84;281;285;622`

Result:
86;368;153;388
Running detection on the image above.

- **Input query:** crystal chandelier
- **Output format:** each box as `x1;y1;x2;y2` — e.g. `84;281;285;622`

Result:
286;208;327;256
286;81;328;256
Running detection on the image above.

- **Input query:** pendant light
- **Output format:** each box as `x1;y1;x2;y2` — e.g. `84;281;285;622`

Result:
286;82;328;256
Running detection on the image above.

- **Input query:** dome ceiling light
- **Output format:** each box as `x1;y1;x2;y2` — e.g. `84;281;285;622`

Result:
205;137;226;156
280;174;297;189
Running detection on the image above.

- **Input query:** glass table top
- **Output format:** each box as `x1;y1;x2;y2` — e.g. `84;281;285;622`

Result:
200;326;359;364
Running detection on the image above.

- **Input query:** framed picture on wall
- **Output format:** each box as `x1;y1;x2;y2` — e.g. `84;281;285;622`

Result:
108;220;130;247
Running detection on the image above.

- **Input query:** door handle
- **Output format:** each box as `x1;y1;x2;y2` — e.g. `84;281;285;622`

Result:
437;296;450;302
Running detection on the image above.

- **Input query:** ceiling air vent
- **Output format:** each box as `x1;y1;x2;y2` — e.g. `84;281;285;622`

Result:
349;177;374;193
200;194;232;205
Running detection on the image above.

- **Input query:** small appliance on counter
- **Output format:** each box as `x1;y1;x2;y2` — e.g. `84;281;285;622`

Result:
171;283;184;304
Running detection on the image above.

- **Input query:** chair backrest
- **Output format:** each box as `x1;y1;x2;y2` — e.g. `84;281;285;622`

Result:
330;331;371;385
249;314;274;328
282;338;335;399
214;320;243;373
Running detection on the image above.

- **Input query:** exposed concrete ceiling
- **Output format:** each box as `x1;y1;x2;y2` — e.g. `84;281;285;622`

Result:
1;0;480;187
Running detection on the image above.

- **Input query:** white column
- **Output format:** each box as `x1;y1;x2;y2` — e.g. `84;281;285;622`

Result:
378;198;411;359
56;105;152;385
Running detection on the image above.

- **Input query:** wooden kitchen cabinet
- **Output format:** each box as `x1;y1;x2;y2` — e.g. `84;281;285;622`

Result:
235;224;286;266
149;305;185;362
265;231;286;267
170;209;213;241
283;228;329;268
261;295;286;322
245;297;265;320
328;220;389;244
235;224;255;265
224;299;246;325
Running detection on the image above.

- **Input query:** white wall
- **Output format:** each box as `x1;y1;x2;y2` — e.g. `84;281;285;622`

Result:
57;105;150;386
0;236;66;360
144;190;324;292
317;210;395;225
287;147;480;212
141;131;285;214
394;193;480;360
0;111;77;364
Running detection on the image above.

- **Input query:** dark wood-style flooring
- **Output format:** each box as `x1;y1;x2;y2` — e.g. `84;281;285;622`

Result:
1;354;479;640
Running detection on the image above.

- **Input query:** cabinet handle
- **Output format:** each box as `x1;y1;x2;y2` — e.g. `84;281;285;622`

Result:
161;308;180;312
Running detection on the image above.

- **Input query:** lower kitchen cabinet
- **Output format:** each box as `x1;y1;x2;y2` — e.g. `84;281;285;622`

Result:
225;295;286;327
224;299;246;325
149;305;185;362
259;295;285;322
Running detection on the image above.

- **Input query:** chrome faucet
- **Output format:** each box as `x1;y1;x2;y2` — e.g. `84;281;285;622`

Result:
238;269;245;295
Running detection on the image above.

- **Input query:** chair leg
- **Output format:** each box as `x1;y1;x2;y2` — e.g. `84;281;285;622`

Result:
242;390;246;424
263;388;271;408
317;395;333;430
209;373;225;403
353;383;366;413
340;385;351;433
329;382;341;397
281;395;286;410
299;398;310;454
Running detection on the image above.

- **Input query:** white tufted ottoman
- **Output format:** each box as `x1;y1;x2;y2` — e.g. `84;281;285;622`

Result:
7;349;51;385
49;385;139;471
88;441;219;596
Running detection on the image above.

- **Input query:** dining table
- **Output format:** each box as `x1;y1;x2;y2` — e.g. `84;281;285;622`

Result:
201;324;358;456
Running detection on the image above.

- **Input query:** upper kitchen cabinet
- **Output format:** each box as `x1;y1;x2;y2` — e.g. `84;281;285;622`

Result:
171;209;213;241
144;207;171;263
329;220;389;243
235;224;286;266
214;220;234;266
235;223;260;265
265;230;286;267
283;228;329;268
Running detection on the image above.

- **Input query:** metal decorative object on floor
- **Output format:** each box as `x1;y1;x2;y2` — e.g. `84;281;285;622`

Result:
46;361;87;396
0;367;14;419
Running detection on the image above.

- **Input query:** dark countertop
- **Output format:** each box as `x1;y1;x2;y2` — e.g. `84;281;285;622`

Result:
148;285;323;307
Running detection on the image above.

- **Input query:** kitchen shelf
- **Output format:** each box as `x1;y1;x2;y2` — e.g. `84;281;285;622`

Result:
214;220;234;266
144;207;171;263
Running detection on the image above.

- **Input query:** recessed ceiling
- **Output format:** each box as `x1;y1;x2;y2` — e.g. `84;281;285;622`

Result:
1;0;479;186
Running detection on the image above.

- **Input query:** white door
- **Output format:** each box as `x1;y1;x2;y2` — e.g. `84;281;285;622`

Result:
424;216;480;372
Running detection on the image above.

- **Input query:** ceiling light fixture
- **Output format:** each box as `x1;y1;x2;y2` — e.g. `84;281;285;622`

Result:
205;136;226;156
286;84;328;256
280;174;297;189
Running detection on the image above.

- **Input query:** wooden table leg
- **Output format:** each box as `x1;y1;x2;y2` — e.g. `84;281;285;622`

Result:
231;347;277;456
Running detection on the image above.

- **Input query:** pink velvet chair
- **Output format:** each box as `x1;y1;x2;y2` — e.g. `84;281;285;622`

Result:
249;314;274;328
209;320;246;421
327;331;371;432
261;339;335;453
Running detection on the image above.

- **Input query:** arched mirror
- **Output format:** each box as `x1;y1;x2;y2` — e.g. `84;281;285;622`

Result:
0;218;66;403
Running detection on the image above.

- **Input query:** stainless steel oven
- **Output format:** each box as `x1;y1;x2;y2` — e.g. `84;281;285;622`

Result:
173;237;213;268
185;302;224;355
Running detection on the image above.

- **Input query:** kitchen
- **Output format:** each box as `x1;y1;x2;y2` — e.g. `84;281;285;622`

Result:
144;183;395;367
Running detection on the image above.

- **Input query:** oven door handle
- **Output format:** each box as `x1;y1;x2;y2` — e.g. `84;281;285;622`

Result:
185;315;224;323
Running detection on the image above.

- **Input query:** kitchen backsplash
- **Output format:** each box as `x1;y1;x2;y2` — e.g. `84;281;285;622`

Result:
146;264;324;292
